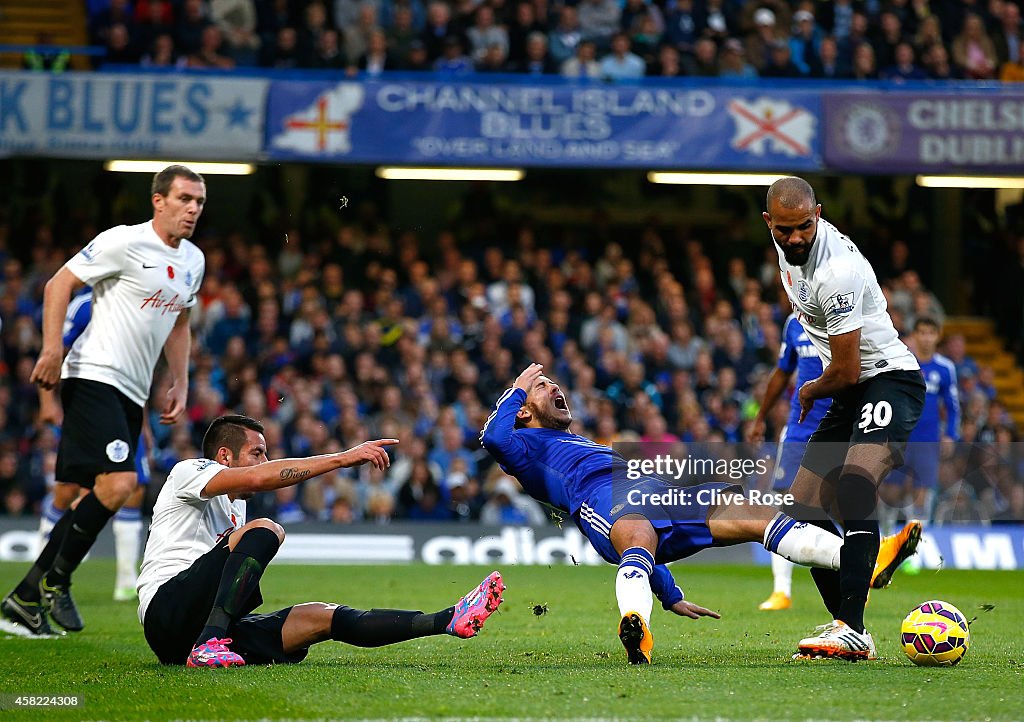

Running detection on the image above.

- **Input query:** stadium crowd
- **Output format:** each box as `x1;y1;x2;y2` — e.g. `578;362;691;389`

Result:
76;0;1024;81
0;177;1022;526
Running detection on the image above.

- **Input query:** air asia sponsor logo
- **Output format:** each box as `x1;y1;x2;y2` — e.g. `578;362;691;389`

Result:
140;290;187;315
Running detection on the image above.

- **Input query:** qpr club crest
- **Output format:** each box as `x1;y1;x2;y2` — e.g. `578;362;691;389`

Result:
798;280;811;303
185;270;193;287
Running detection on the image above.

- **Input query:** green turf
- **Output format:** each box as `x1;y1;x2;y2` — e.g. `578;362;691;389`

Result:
0;561;1021;721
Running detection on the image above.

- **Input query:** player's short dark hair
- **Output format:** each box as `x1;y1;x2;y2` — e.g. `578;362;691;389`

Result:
151;164;205;197
202;414;264;459
914;317;940;332
766;176;816;211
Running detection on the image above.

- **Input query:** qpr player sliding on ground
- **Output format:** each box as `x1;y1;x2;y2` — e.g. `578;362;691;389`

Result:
480;363;919;665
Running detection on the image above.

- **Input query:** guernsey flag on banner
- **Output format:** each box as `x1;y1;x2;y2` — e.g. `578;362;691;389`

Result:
271;84;365;155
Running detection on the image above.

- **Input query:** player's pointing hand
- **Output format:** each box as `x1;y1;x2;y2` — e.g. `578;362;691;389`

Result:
514;363;544;394
339;439;400;471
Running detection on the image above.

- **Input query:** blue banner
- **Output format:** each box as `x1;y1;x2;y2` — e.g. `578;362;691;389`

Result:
0;71;267;159
265;78;822;169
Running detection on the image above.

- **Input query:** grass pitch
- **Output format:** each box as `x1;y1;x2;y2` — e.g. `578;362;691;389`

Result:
0;561;1021;721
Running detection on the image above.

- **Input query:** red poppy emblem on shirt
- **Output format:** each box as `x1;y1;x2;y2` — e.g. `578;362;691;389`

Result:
167;266;175;279
786;270;792;286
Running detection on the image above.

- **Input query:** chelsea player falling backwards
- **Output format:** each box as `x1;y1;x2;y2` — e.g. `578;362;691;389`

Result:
481;363;920;665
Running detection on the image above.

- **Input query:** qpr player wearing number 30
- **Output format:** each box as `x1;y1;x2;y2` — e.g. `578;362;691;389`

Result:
764;177;926;661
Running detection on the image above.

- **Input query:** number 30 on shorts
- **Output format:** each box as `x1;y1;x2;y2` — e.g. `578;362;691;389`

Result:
858;401;893;431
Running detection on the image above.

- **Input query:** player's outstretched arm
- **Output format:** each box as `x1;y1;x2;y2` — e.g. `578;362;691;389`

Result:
202;439;399;497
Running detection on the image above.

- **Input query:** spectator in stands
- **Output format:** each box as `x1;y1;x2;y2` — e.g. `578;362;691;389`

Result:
141;32;187;67
188;25;236;68
466;4;508;64
952;13;998;78
924;42;960;79
309;28;346;69
561;38;601;78
913;14;945;57
90;0;135;46
811;35;848;78
664;0;699;56
744;7;782;72
1001;42;1024;81
880;41;927;81
512;31;557;74
548;5;583;66
837;10;870;69
476;42;511;72
578;0;621;50
850;41;879;79
993;0;1022;67
421;0;462;62
648;43;685;77
379;0;425;32
135;0;174;61
175;0;212;56
355;28;396;74
210;0;260;65
599;31;646;79
386;6;420;64
760;39;802;77
263;26;301;67
342;4;378;66
788;9;823;75
506;1;546;66
102;23;141;65
480;477;547;526
872;11;905;70
334;0;379;33
686;37;720;76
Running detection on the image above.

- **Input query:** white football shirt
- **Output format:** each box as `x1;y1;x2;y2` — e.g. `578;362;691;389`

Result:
63;221;206;406
137;458;246;622
776;218;918;382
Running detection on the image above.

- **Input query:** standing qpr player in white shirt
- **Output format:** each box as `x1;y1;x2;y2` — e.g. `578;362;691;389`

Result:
139;415;504;668
764;177;925;661
2;166;207;638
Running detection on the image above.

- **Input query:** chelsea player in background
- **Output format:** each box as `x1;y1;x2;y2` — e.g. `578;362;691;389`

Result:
880;317;960;526
747;313;828;611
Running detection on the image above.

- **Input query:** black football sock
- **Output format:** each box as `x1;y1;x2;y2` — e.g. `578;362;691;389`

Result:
835;471;880;635
330;605;456;647
13;510;75;602
783;500;844;619
45;493;116;589
196;527;280;645
836;519;878;635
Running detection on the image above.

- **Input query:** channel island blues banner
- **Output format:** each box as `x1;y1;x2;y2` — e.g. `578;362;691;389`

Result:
0;71;267;159
266;79;823;169
825;88;1024;173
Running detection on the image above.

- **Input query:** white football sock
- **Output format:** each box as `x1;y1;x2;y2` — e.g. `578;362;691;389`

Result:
764;513;842;570
616;547;655;626
113;518;143;588
771;553;794;597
